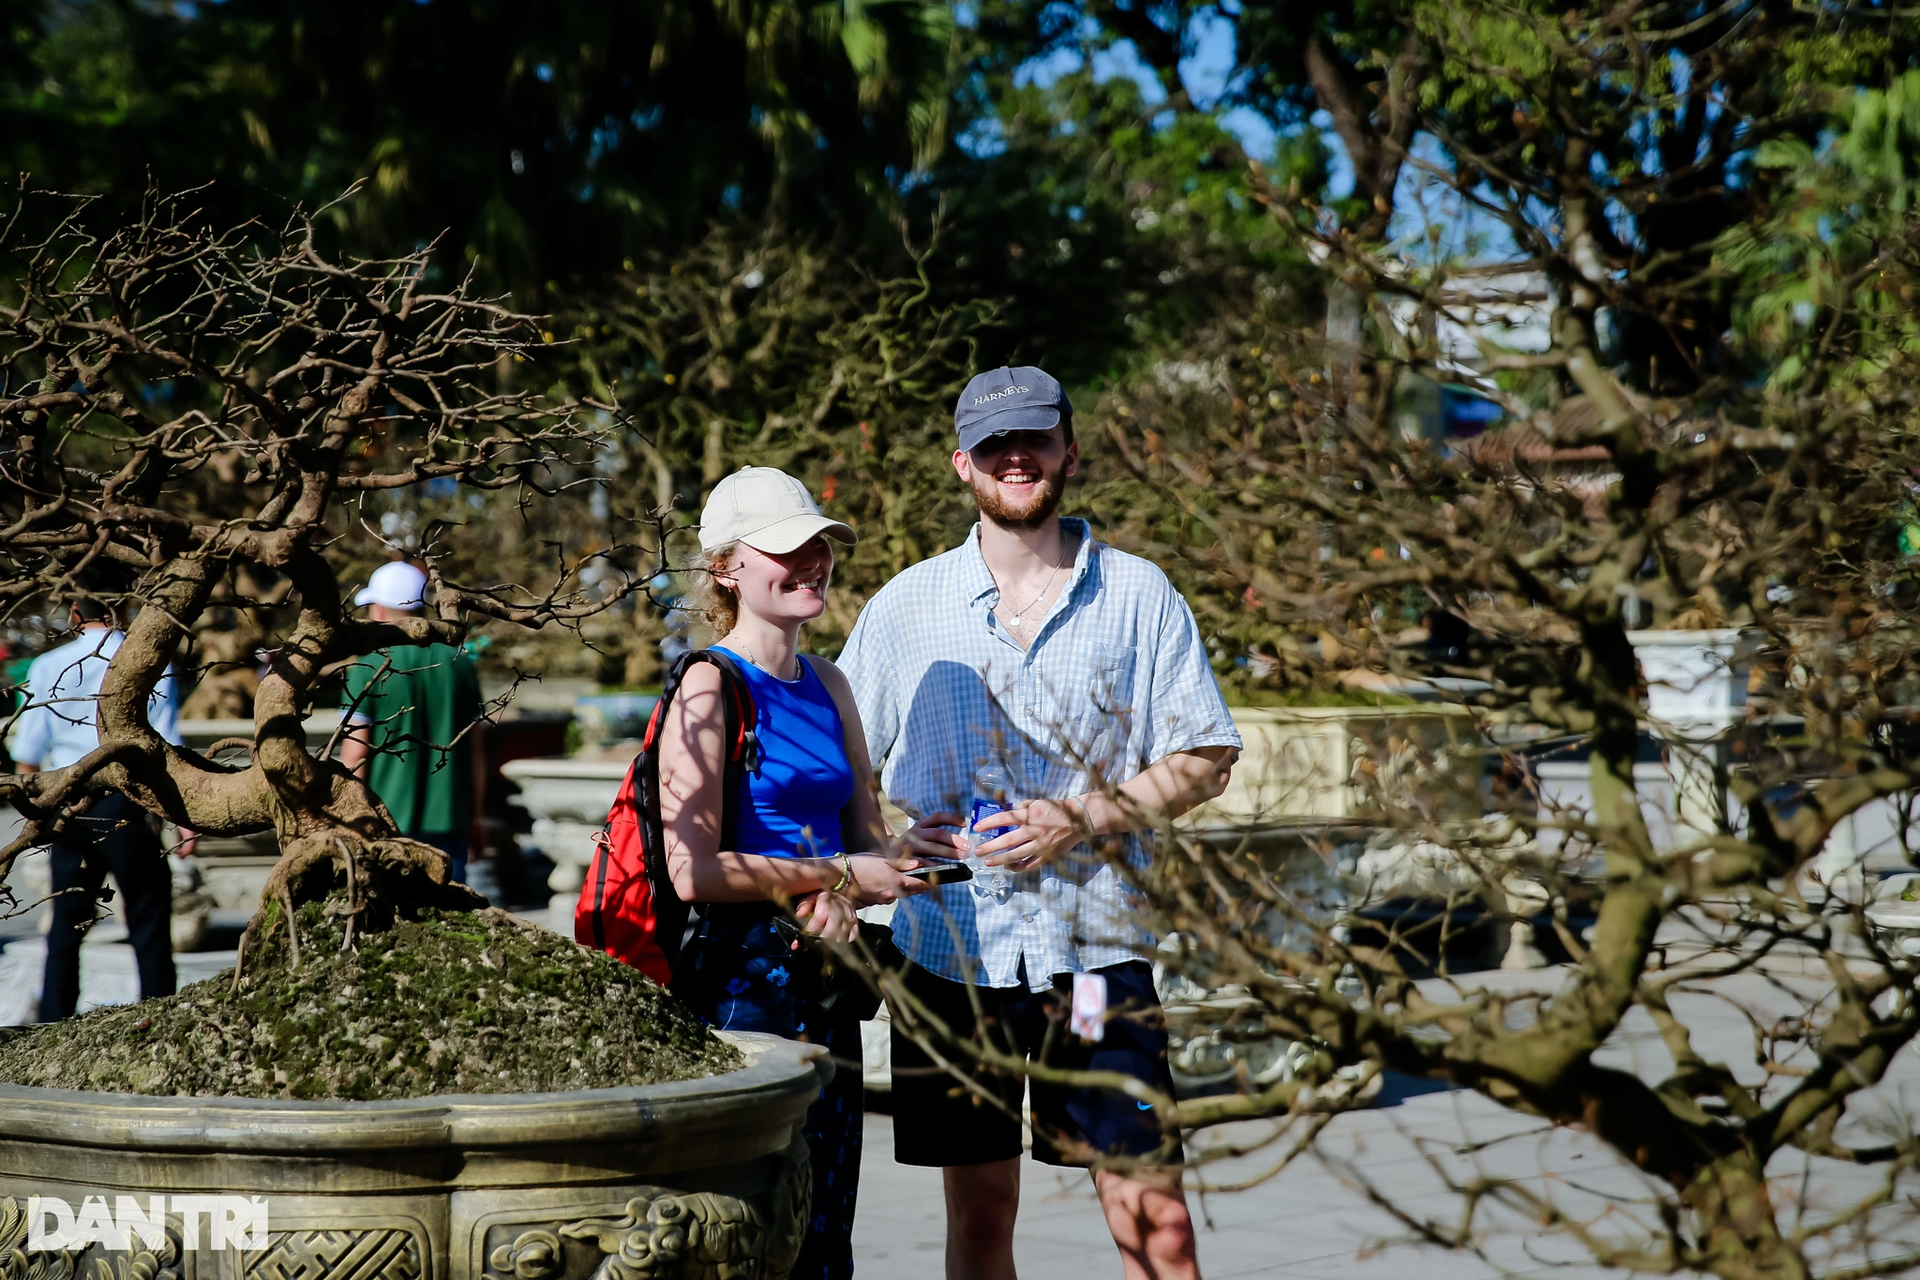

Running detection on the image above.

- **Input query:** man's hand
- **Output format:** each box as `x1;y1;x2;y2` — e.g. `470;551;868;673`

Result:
172;828;199;859
891;811;968;862
968;746;1237;873
971;798;1086;872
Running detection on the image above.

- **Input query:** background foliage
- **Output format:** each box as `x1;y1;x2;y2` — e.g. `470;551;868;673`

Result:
3;0;1916;686
10;6;1920;1274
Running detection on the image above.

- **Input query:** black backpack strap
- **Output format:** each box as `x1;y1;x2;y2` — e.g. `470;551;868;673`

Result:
697;648;759;852
636;648;759;976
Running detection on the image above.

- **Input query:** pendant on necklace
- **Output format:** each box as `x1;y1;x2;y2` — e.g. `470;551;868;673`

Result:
1008;615;1023;628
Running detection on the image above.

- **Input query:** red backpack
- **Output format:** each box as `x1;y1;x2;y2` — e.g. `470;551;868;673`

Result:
574;649;758;986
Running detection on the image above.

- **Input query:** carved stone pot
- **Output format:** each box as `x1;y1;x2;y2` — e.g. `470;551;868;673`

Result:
0;1031;824;1280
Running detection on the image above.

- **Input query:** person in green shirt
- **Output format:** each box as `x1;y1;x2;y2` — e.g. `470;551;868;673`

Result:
339;561;486;883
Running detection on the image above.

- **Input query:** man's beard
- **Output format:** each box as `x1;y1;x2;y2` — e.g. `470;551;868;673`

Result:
971;462;1067;530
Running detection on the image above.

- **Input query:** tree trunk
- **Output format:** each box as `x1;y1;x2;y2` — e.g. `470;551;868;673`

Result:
1685;1150;1809;1280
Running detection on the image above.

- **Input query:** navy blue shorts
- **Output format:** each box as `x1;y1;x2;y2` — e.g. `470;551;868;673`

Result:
889;960;1181;1168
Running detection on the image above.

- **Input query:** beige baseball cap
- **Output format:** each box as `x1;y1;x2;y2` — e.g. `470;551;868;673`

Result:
699;466;856;554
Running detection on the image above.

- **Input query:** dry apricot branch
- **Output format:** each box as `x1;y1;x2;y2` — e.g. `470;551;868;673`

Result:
0;189;667;946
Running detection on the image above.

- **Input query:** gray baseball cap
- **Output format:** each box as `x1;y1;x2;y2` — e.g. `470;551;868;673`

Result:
954;365;1071;453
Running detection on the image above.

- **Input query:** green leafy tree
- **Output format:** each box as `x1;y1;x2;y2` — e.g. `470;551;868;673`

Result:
945;0;1417;420
2;0;953;292
966;0;1416;224
917;22;1326;381
1408;0;1911;396
1723;70;1920;392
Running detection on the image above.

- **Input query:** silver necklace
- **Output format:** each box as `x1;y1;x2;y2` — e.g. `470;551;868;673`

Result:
993;559;1063;630
730;638;798;681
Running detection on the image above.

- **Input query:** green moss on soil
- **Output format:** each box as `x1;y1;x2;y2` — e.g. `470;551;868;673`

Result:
0;903;740;1100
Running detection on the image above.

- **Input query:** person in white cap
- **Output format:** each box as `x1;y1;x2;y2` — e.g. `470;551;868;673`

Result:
338;560;487;883
660;466;960;1280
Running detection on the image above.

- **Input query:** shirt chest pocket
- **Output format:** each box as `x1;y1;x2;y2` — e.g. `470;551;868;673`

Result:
1083;644;1138;718
1030;644;1138;774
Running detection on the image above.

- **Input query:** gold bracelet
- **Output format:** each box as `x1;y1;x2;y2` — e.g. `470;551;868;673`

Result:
829;851;854;894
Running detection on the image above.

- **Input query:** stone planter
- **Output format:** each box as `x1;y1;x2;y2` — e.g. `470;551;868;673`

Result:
1533;759;1677;858
1181;704;1480;831
0;1030;824;1280
178;714;344;912
1628;629;1755;727
572;695;661;751
175;713;344;758
1528;632;1758;857
1864;873;1920;960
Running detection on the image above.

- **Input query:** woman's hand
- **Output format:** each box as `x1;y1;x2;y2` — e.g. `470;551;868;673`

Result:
844;854;932;906
840;812;969;906
792;890;860;943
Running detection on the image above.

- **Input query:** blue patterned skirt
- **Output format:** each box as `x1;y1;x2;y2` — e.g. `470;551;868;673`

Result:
680;907;863;1280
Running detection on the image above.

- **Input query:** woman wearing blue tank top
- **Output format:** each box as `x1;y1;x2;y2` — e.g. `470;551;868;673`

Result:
657;466;966;1280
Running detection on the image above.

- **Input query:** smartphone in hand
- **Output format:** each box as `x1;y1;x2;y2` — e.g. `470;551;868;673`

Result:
900;861;974;885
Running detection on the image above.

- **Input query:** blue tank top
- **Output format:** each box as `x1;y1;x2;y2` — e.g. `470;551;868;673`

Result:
711;647;853;858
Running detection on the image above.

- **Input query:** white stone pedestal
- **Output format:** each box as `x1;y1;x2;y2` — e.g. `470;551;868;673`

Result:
1627;628;1756;848
500;757;629;933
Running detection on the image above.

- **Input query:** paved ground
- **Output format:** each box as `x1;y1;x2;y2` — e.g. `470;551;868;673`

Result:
852;1075;1609;1280
852;958;1920;1280
6;793;1916;1279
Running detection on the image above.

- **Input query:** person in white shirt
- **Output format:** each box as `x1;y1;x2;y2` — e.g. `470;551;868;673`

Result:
11;598;194;1021
840;366;1239;1280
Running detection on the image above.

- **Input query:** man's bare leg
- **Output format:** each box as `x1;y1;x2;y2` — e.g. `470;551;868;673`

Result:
1093;1168;1200;1280
945;1158;1022;1280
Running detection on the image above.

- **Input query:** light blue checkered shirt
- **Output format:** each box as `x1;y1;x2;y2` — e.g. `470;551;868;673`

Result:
839;518;1241;991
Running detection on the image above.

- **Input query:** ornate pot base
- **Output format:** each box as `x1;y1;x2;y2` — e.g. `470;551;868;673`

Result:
0;1031;824;1280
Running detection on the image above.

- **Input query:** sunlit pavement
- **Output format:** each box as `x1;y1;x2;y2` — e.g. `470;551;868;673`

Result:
855;1082;1604;1280
855;957;1920;1279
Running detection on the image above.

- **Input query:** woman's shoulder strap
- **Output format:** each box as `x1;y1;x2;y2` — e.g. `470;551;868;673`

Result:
646;648;759;773
629;648;760;903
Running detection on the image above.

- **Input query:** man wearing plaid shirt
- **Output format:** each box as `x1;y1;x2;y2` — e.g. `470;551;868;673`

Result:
840;365;1240;1280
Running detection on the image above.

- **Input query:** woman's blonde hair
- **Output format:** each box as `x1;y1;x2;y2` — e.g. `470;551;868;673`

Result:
687;541;741;641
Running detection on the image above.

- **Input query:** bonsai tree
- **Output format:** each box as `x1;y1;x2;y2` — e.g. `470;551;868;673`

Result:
885;6;1920;1278
0;189;658;969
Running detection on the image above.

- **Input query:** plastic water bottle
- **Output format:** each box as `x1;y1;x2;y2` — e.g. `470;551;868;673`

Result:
967;760;1016;898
